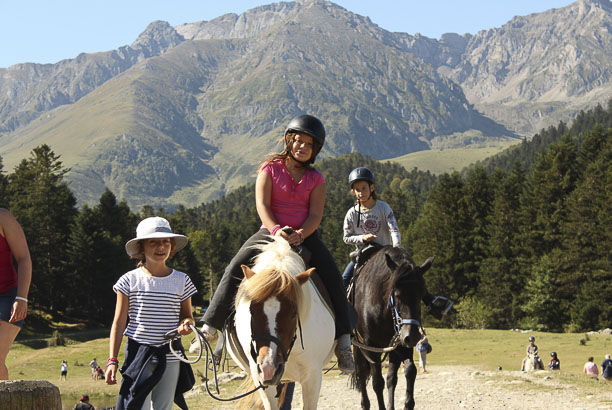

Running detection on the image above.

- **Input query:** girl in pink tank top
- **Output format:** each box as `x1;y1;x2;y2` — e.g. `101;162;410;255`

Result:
200;115;355;375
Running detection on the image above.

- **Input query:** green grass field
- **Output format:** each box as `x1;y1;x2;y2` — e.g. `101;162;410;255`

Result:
6;328;610;409
389;140;520;175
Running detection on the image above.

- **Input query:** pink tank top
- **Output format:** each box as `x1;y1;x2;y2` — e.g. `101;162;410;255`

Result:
0;234;17;293
260;161;325;229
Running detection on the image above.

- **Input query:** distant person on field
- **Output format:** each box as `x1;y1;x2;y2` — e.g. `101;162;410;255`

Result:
584;356;598;378
89;358;98;380
342;167;453;319
74;394;94;410
521;336;543;370
601;354;611;380
105;217;196;409
416;327;429;373
60;360;68;381
0;209;32;380
96;366;104;380
548;352;560;370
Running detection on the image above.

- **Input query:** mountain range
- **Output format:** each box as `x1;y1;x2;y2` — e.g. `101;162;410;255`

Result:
0;0;610;209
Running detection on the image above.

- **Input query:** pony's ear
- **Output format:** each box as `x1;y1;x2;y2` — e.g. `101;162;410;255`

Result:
295;267;315;286
241;264;256;280
385;253;397;271
419;257;435;274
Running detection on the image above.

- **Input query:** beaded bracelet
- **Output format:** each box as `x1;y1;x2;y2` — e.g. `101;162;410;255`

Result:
15;296;28;302
106;358;119;368
270;224;281;236
296;230;303;243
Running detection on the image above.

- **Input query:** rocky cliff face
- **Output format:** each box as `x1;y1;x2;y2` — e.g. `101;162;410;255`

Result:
398;0;612;135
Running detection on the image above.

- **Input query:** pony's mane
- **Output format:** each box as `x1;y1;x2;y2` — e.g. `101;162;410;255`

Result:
383;247;421;301
236;237;309;314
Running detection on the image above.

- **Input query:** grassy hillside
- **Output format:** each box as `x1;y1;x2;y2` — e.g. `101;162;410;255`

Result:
389;138;520;175
7;328;610;409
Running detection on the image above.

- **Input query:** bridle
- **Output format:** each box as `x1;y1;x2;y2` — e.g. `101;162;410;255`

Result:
249;314;304;365
352;289;423;360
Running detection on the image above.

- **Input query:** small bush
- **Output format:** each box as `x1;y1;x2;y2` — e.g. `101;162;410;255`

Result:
47;330;66;347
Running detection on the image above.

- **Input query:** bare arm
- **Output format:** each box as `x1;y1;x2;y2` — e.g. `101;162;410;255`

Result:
298;182;326;239
106;291;128;385
178;298;194;335
255;171;278;232
0;209;32;323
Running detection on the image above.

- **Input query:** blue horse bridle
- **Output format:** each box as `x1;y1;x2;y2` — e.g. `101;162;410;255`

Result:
389;294;421;333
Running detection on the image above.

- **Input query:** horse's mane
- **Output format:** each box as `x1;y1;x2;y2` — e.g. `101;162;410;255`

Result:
236;237;310;316
382;247;422;301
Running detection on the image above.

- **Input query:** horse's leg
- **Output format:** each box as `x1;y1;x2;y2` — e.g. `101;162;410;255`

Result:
300;372;323;410
386;353;401;410
371;359;386;410
402;349;417;410
354;348;372;410
259;387;279;410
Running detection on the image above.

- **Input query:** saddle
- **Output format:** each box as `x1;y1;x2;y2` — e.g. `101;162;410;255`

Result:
347;243;384;303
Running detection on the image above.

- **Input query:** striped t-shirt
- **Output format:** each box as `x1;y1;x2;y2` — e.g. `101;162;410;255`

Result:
114;267;197;361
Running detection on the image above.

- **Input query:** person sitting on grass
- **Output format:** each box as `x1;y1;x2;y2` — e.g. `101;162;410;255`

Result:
548;352;560;370
74;394;94;410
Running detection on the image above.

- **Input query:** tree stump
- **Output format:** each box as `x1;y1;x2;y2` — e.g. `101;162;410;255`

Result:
0;380;62;410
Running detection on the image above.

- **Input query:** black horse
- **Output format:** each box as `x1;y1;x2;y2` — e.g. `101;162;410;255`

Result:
350;246;433;410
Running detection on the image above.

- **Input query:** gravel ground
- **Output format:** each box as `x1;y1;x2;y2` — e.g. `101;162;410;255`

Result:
191;365;612;409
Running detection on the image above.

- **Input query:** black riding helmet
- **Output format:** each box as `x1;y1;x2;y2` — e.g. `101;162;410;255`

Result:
348;167;375;188
285;114;325;164
348;167;376;228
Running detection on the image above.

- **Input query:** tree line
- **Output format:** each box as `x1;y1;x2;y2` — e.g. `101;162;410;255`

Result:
1;101;610;331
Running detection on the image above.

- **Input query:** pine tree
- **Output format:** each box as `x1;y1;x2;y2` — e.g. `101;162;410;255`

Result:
563;128;612;330
477;165;527;327
409;172;470;300
7;145;77;312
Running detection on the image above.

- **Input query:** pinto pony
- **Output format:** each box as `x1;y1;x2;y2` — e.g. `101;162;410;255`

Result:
227;237;336;410
351;246;433;410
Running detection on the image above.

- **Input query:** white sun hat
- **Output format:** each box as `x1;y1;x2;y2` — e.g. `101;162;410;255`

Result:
125;216;189;257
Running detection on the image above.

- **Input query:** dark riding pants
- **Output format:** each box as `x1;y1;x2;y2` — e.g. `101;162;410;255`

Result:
203;229;350;338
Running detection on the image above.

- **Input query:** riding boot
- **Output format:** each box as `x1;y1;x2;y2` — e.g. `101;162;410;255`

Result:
335;334;355;373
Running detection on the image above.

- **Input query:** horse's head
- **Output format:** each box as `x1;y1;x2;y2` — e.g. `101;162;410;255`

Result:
383;250;434;348
236;264;314;386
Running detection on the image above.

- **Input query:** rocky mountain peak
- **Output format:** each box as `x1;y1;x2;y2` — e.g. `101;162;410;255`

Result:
131;20;184;53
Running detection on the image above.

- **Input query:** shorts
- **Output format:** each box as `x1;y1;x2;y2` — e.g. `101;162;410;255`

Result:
0;287;24;328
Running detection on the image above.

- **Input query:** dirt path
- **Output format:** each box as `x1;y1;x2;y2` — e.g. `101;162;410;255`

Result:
289;365;612;409
188;364;612;409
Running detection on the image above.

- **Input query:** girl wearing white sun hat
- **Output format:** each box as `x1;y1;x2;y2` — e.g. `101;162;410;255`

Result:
106;216;197;410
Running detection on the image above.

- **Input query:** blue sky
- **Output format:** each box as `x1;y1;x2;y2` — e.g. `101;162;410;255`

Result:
0;0;575;68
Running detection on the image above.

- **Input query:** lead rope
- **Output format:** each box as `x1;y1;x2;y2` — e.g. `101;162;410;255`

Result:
165;325;266;401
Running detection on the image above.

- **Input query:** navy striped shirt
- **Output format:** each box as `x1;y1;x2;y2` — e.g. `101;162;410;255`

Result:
114;268;197;361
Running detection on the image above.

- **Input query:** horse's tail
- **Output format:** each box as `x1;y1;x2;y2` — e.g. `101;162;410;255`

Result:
237;378;263;409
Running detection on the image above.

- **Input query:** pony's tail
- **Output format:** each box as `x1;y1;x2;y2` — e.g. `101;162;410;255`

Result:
349;372;357;390
237;378;263;410
276;383;289;408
